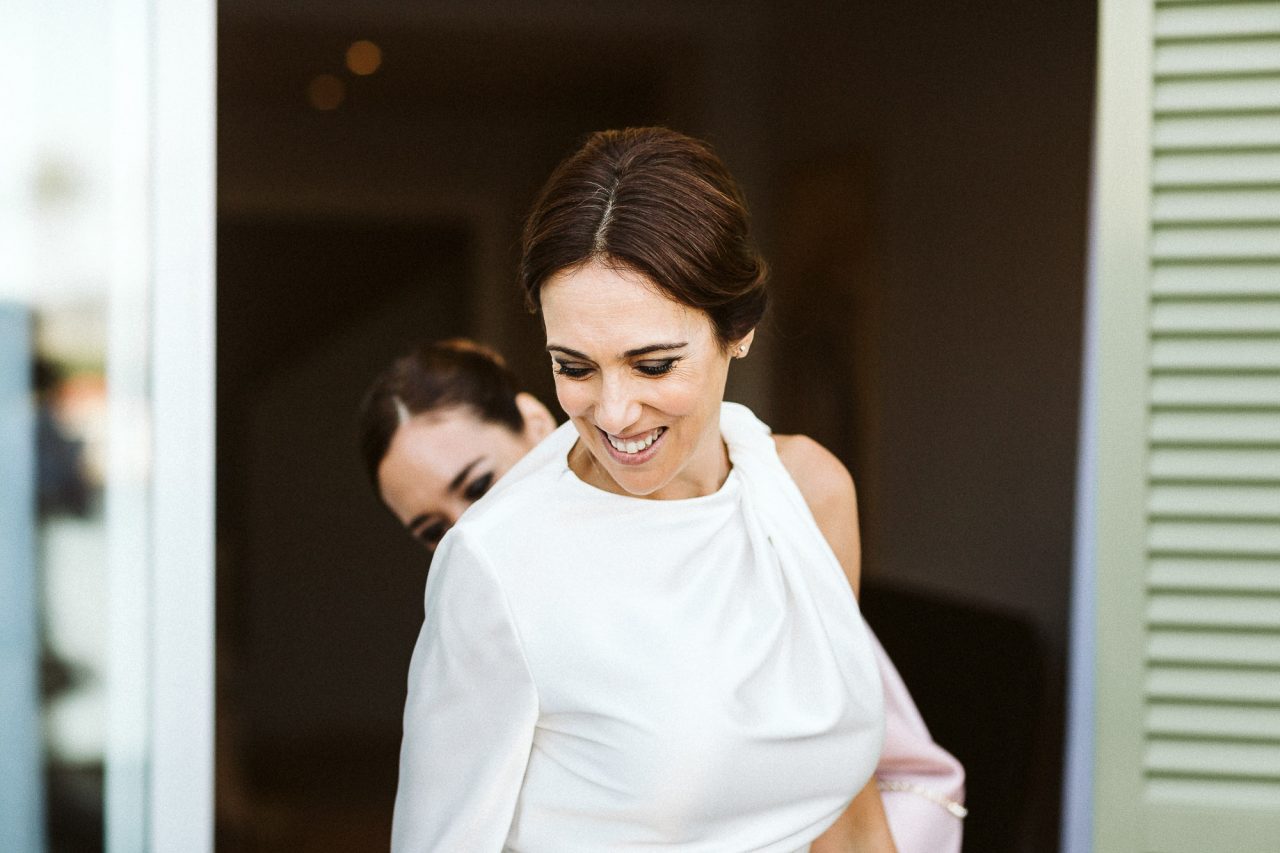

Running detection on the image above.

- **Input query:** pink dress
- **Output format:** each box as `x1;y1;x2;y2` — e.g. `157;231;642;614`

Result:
871;631;966;852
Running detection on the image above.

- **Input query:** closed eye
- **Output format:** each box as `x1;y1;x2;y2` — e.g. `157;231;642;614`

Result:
553;360;593;379
415;520;447;550
637;358;679;377
463;472;494;502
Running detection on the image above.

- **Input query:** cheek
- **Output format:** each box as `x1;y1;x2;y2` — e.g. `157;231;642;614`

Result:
656;374;713;418
555;378;593;416
496;436;532;472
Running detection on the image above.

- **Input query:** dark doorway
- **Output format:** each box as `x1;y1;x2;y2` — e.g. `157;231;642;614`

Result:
217;2;1095;850
216;216;473;849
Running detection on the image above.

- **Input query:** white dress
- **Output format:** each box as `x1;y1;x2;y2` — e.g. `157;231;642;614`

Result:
392;402;885;852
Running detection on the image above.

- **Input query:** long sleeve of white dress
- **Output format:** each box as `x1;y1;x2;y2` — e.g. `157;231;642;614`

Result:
391;528;538;852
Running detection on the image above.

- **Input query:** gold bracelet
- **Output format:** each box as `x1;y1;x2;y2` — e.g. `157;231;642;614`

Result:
876;779;969;819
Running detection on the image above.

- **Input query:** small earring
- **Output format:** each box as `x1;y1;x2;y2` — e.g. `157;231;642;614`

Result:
735;345;747;358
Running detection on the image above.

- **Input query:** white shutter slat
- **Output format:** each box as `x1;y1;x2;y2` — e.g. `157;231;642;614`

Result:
1147;738;1280;779
1152;264;1280;298
1155;114;1280;151
1149;703;1280;742
1149;630;1280;666
1151;556;1280;592
1148;779;1280;811
1150;410;1280;442
1147;666;1280;703
1149;483;1280;517
1152;550;1280;591
1154;188;1280;223
1155;76;1280;112
1149;519;1280;554
1154;151;1280;186
1152;409;1280;440
1149;703;1280;748
1152;337;1280;371
1150;447;1280;481
1152;225;1280;259
1155;4;1280;40
1152;300;1280;334
1150;373;1280;407
1148;594;1280;629
1156;37;1280;76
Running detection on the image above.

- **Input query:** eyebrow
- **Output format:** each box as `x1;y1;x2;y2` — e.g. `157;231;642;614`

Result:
448;458;483;493
546;342;688;360
404;456;483;531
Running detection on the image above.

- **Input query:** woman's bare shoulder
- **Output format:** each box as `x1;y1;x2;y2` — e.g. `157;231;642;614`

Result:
773;434;857;513
773;433;862;593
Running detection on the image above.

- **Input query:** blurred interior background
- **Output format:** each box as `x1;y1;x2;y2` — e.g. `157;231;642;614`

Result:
214;2;1093;852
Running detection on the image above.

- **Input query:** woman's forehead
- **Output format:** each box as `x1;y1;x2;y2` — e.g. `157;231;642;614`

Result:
400;409;504;456
542;262;709;351
381;413;482;484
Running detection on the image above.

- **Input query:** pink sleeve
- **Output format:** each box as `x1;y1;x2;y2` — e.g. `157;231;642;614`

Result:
870;628;967;853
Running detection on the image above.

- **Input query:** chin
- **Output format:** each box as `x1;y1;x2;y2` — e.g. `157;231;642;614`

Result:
592;453;668;496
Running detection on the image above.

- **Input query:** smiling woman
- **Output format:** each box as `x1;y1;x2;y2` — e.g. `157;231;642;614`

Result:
521;128;764;504
543;262;747;500
392;128;899;852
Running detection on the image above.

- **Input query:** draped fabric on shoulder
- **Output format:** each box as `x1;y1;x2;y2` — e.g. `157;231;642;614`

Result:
721;403;965;852
715;402;886;739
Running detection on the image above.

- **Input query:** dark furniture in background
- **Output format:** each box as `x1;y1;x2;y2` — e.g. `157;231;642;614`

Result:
861;580;1047;853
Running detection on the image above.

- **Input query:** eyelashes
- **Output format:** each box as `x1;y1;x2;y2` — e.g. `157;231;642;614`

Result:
464;472;493;502
637;359;678;377
415;521;446;550
412;472;495;552
553;358;680;379
553;363;592;379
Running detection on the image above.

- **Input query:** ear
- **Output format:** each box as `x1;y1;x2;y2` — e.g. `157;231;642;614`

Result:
732;328;756;359
515;392;556;443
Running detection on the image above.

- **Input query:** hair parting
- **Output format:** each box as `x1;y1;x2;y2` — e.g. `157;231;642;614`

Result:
519;127;768;349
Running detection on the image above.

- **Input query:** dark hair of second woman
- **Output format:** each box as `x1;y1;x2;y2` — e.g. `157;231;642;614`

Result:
357;339;524;490
519;126;769;348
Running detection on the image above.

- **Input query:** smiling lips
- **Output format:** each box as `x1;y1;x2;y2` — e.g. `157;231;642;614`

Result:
599;425;667;464
607;427;665;453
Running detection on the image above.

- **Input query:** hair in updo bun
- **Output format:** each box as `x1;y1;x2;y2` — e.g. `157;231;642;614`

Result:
519;127;768;348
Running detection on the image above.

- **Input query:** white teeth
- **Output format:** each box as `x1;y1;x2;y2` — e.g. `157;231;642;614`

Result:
607;427;663;454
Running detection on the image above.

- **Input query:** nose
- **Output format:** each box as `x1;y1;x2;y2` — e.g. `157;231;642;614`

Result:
595;372;642;436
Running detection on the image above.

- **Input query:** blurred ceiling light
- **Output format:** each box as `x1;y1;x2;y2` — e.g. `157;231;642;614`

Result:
307;74;345;111
345;40;382;76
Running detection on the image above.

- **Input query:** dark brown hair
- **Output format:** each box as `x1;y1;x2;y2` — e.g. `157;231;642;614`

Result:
519;127;768;347
357;339;524;490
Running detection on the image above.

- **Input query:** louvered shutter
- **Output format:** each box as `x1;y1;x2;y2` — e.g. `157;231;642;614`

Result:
1092;1;1280;850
